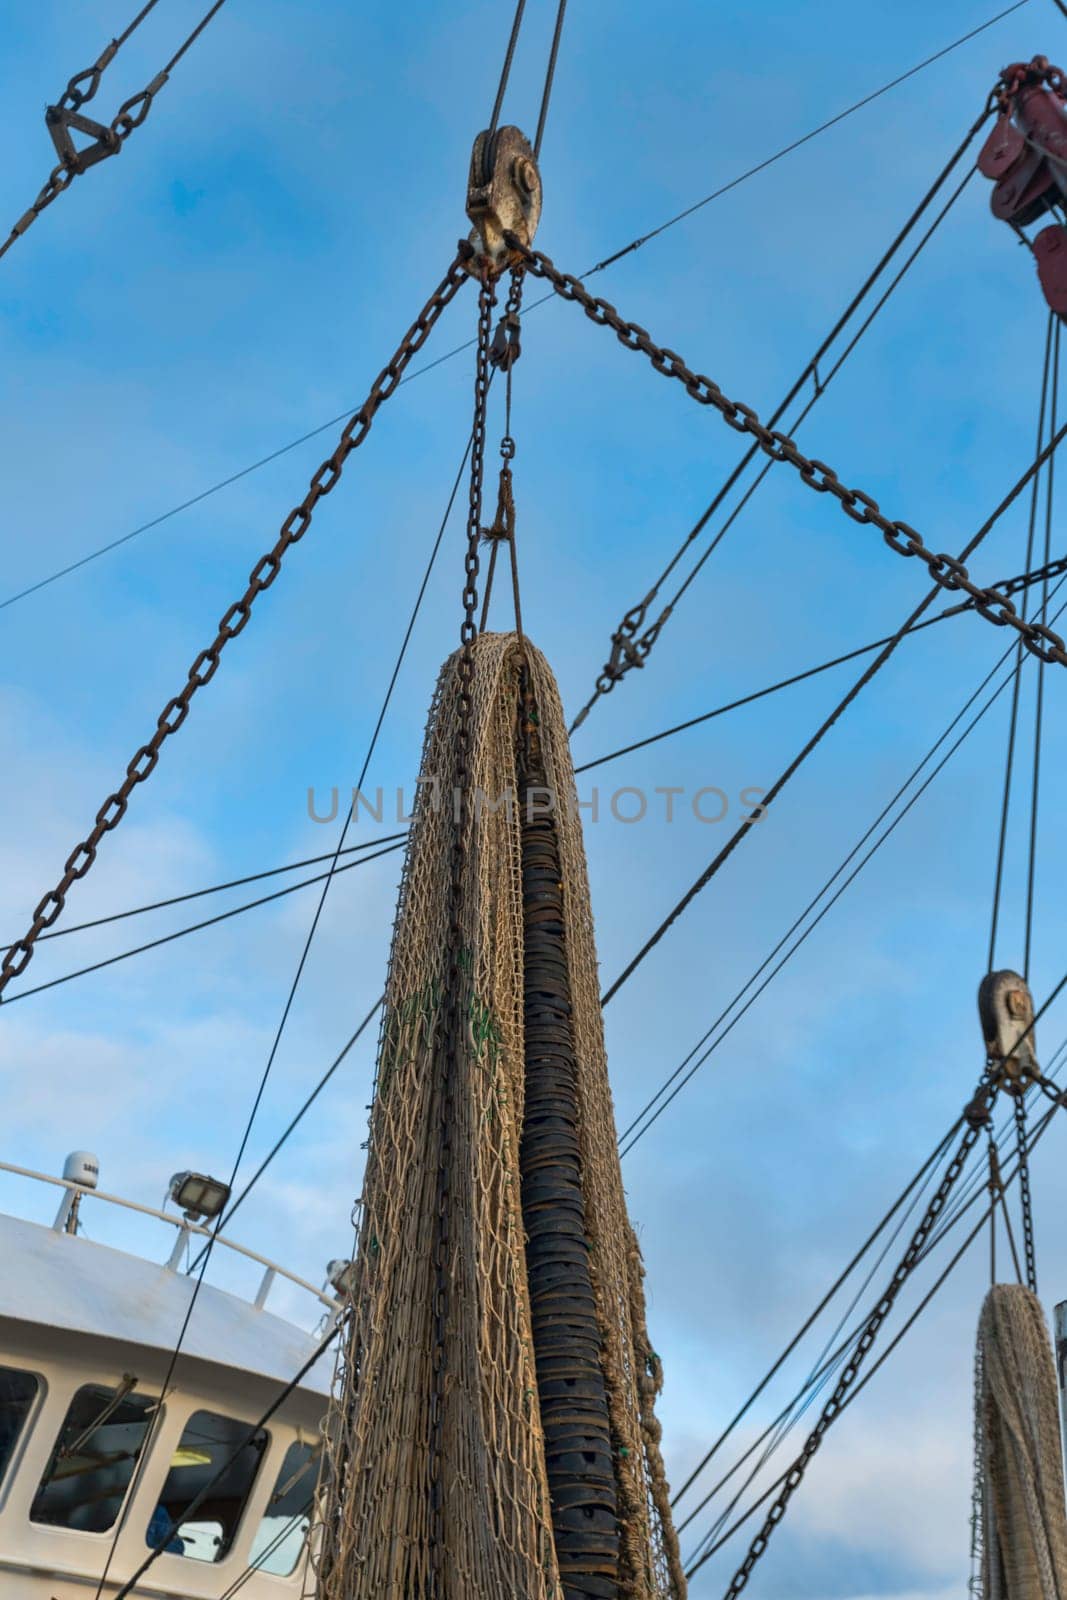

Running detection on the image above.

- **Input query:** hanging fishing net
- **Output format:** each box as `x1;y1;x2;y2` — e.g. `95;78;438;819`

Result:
975;1282;1067;1600
314;631;686;1600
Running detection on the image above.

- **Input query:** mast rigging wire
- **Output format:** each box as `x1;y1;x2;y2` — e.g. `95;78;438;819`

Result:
575;551;1067;778
0;3;1025;613
0;831;407;949
669;1120;961;1509
585;0;1030;277
569;123;987;732
988;315;1054;969
618;567;1067;1154
0;840;406;1005
187;995;385;1271
1026;318;1061;976
487;0;527;143
689;982;1067;1586
534;0;568;158
600;416;1067;1010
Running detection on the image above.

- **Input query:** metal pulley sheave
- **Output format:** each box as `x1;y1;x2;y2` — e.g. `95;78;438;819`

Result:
979;55;1067;318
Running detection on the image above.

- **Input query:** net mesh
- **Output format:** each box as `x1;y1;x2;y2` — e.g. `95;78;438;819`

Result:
314;632;685;1599
976;1283;1067;1600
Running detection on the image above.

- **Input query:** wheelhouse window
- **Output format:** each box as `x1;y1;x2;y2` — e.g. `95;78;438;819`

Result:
247;1439;321;1577
0;1368;39;1490
31;1381;157;1533
149;1410;268;1563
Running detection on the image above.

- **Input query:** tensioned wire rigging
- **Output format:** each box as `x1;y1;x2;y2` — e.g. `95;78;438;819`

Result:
4;544;1064;973
567;112;994;732
618;377;1067;1154
663;341;1067;1580
617;566;1067;1157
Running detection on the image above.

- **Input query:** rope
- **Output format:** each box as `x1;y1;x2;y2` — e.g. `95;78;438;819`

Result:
534;0;568;158
600;415;1067;1009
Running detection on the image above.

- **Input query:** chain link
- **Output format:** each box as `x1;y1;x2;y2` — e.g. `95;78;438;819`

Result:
428;269;496;1587
1013;1094;1038;1294
0;256;470;998
719;1088;990;1597
504;237;1067;674
992;54;1067;116
1;67;172;260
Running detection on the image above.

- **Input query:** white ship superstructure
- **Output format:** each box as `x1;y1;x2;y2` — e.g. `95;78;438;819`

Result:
0;1154;337;1598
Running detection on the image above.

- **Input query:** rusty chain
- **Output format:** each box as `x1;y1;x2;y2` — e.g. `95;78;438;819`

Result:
1;70;172;261
719;1081;993;1597
992;54;1067;115
0;255;470;999
2;1;226;262
503;235;1067;673
428;266;496;1583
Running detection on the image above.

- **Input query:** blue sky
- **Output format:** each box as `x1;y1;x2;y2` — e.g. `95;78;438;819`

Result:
3;0;1067;1595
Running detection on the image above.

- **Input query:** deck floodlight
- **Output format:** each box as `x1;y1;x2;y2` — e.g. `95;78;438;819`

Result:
326;1258;357;1297
169;1170;230;1222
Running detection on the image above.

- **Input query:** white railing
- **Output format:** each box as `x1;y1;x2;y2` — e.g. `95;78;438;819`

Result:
0;1160;339;1319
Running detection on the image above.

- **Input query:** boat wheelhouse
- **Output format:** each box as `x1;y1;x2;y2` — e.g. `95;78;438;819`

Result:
0;1154;338;1597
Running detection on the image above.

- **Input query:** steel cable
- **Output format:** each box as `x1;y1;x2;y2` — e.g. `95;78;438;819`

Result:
576;552;1067;779
534;0;568;157
569;129;987;732
0;831;407;950
0;840;405;1006
618;568;1067;1154
599;415;1067;1010
988;316;1054;968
